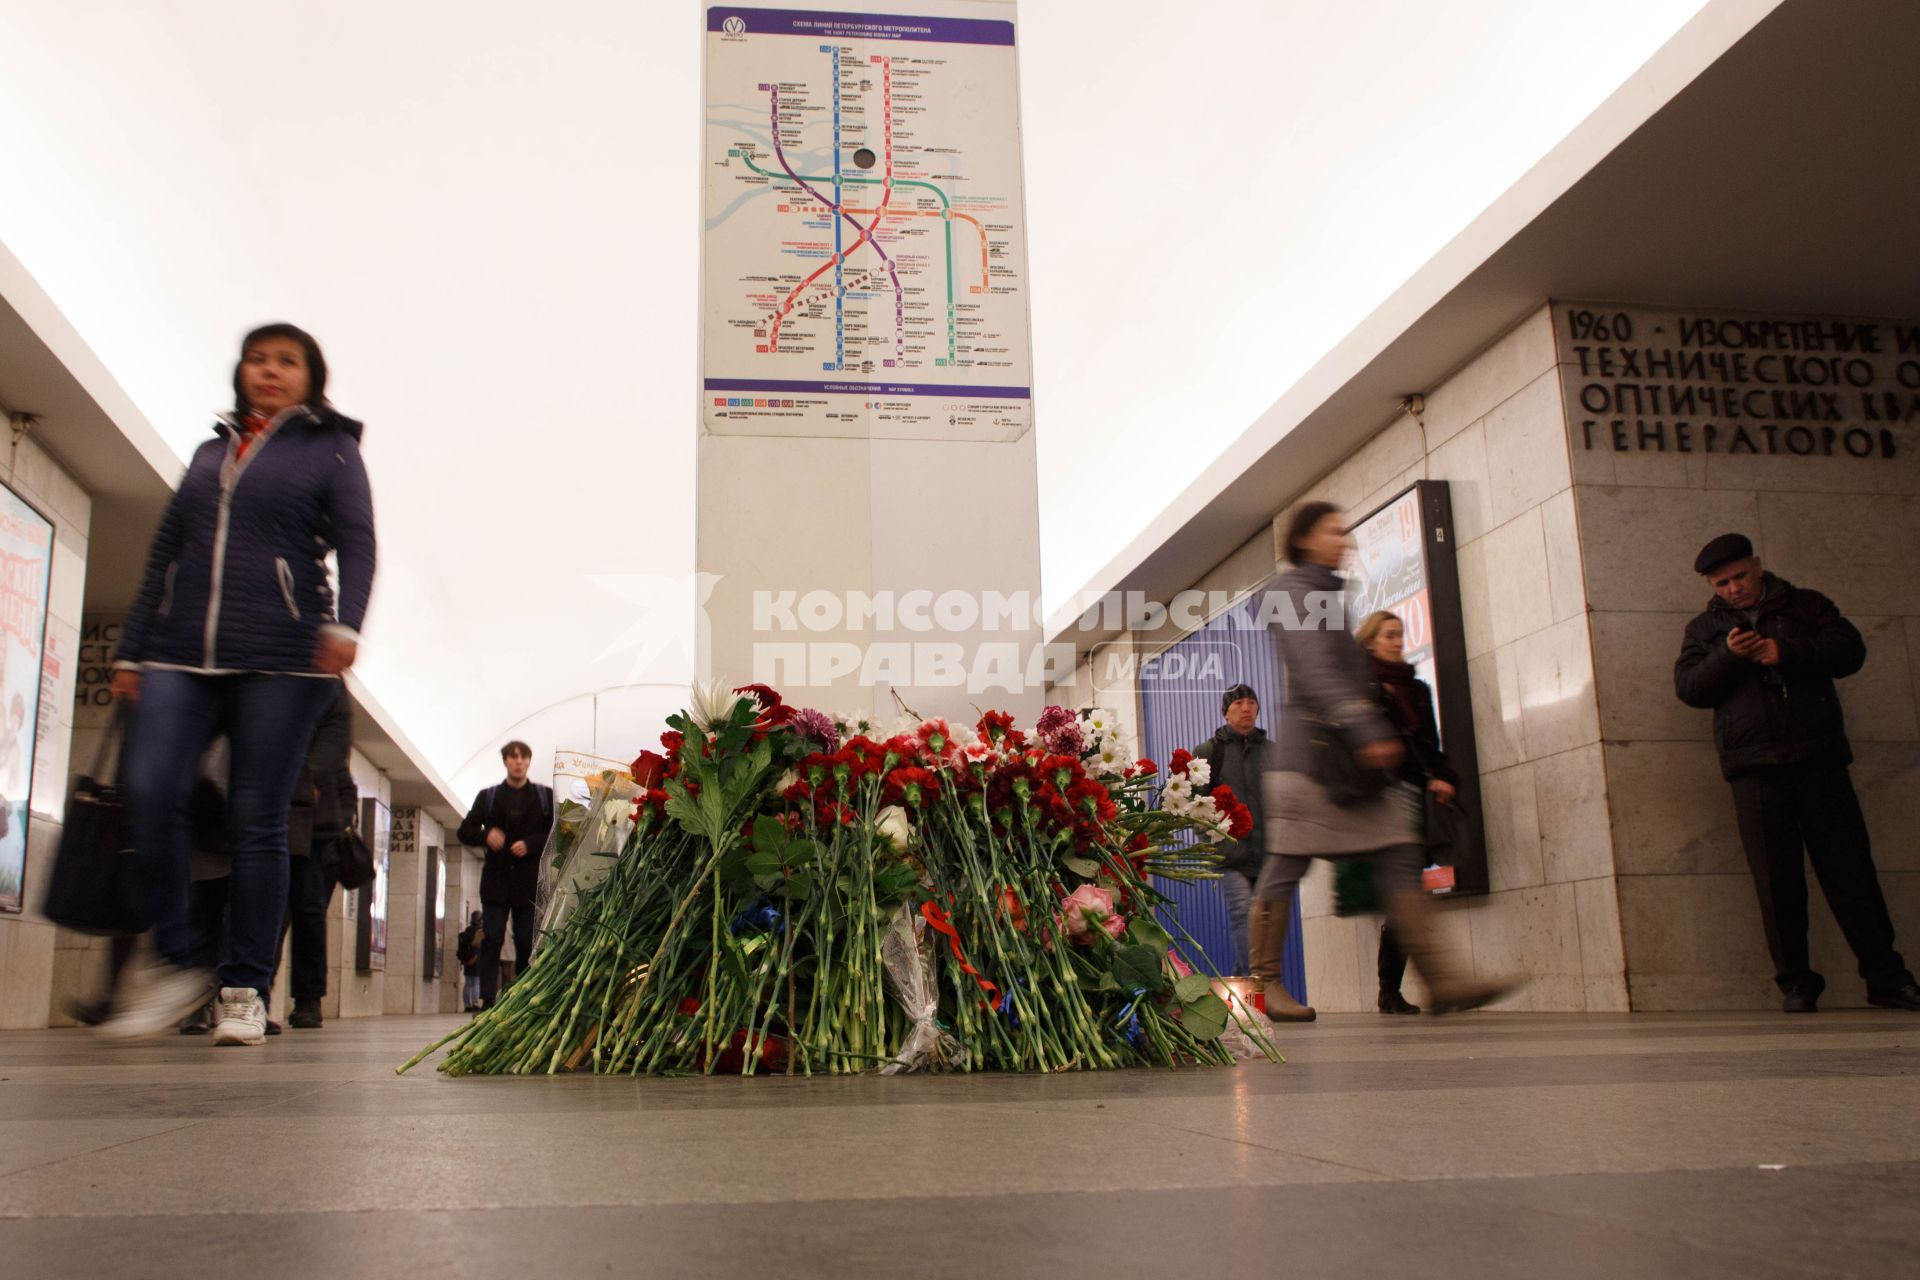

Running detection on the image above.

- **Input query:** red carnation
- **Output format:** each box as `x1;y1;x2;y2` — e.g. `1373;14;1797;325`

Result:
1210;784;1254;840
1169;749;1195;776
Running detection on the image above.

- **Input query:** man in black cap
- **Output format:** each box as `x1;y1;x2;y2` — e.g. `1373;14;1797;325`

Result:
1193;683;1268;977
1675;533;1919;1012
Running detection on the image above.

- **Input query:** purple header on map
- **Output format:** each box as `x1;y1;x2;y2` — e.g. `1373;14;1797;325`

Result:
706;7;1016;47
707;377;1030;400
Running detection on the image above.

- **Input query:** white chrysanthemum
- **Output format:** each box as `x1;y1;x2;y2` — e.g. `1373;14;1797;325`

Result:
1186;759;1212;789
690;679;748;729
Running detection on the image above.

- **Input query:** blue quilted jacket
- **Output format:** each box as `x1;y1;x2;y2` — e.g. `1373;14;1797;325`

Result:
115;406;377;675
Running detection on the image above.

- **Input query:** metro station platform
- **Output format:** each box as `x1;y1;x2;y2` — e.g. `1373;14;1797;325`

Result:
1;1010;1914;1277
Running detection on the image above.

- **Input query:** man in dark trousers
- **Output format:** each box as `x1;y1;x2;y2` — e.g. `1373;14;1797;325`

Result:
1193;683;1268;978
457;741;553;1009
1675;533;1920;1013
281;681;354;1028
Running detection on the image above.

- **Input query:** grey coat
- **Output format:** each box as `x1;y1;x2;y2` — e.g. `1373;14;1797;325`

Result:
1261;560;1416;857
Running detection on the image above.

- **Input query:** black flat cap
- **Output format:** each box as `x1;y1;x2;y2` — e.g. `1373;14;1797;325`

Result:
1221;683;1257;714
1694;533;1754;575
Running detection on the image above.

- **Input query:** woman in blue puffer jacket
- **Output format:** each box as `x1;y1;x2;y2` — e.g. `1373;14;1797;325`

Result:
101;323;376;1046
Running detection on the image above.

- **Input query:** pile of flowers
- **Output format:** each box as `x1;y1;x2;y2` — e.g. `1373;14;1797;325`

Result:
402;685;1272;1077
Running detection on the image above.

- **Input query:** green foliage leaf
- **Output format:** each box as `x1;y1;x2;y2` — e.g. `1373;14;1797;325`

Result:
1060;853;1099;879
1126;917;1173;960
751;816;787;855
1180;992;1230;1041
1112;944;1165;994
1173;973;1213;1004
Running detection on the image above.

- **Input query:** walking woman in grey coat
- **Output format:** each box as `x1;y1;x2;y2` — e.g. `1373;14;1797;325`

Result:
1247;501;1516;1022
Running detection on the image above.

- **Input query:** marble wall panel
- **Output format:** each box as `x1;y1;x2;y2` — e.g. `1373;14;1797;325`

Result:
1466;646;1527;772
1424;309;1556;450
1426;419;1492;546
1589;610;1709;742
1479;762;1544;892
1466;883;1584;1011
1603;740;1745;878
1540;489;1586;625
1842;617;1919;742
1480;509;1553;649
1854;741;1920;872
1574;485;1762;615
1484;372;1572;529
1454;536;1495;661
1757;491;1920;617
1534;743;1614;884
1512;614;1601;757
1574;877;1630;1011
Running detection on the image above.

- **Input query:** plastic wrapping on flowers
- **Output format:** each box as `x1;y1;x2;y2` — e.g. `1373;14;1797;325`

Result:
400;687;1280;1077
536;752;642;937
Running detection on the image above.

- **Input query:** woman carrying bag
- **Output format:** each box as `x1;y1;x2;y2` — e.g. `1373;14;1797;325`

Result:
100;323;376;1046
1246;501;1515;1023
1356;609;1460;1014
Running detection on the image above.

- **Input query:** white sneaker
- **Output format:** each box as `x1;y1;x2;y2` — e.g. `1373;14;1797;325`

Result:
212;987;268;1046
96;966;215;1041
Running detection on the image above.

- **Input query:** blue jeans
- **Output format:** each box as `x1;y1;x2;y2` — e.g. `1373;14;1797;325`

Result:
126;671;339;997
1220;869;1254;976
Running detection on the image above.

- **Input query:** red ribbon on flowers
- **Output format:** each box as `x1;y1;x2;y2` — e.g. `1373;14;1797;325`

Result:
920;901;1000;1006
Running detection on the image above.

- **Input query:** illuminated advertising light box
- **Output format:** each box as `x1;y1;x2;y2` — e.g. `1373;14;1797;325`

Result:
356;798;391;971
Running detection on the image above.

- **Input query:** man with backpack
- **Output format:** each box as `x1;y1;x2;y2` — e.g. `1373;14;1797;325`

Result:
1192;683;1269;976
456;742;553;1010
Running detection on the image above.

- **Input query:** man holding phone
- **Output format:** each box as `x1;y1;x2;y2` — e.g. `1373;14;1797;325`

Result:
1675;533;1919;1013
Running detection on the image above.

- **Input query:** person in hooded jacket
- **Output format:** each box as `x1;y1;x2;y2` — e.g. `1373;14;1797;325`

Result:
1675;533;1919;1013
101;323;376;1047
1192;683;1269;976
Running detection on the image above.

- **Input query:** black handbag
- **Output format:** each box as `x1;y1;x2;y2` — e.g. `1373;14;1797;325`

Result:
41;707;147;936
335;817;375;890
1303;711;1390;807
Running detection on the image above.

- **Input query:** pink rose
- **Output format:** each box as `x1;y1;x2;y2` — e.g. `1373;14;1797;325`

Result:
1059;883;1127;944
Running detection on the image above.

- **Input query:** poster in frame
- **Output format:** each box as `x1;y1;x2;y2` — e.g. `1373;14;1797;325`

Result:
355;797;391;971
1344;480;1488;896
0;481;54;915
424;845;446;979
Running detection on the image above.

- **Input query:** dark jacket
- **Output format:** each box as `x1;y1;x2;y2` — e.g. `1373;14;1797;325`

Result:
115;406;376;675
459;781;555;906
1194;725;1269;876
1373;661;1459;789
1674;573;1864;780
288;683;354;859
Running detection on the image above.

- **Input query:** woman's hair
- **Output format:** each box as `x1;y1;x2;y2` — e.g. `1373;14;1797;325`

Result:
1355;610;1402;649
1281;500;1343;563
232;322;330;414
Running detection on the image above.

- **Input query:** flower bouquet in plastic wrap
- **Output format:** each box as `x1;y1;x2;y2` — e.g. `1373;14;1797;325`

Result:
402;685;1279;1077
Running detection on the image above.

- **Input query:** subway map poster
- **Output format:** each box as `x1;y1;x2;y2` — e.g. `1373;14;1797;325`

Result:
702;4;1033;440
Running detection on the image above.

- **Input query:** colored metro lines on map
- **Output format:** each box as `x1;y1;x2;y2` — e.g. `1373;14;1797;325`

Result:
702;6;1033;439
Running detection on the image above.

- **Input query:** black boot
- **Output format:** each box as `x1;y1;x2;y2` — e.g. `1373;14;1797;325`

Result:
289;998;323;1029
1378;990;1420;1015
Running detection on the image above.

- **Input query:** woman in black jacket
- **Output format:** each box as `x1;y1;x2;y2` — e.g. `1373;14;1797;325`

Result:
102;323;376;1047
1357;610;1460;1014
